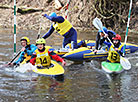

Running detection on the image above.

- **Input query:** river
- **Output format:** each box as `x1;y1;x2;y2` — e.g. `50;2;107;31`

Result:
0;28;138;102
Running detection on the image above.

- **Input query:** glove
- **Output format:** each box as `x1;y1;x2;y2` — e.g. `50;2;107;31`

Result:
42;14;47;17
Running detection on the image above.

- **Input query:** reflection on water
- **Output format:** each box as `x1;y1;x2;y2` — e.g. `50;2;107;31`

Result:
0;28;138;102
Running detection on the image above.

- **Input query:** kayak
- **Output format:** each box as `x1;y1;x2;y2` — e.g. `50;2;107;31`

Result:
61;42;138;61
101;61;124;74
32;60;65;76
53;40;95;57
62;47;108;61
62;47;130;61
15;58;65;76
50;40;138;61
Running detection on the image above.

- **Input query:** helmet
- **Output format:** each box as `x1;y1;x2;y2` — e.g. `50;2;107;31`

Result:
112;34;121;41
36;38;46;44
20;37;30;45
98;27;108;34
49;12;57;17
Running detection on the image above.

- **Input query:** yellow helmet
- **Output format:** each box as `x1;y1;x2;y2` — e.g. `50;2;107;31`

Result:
36;38;46;44
20;37;30;45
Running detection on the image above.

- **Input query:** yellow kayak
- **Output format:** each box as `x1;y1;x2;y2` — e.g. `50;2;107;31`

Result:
32;60;65;76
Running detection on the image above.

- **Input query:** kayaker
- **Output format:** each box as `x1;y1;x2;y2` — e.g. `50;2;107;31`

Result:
42;12;78;49
104;34;124;63
30;38;66;68
94;27;116;52
8;37;37;66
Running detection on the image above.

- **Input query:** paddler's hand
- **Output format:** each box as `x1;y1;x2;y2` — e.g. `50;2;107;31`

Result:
42;14;47;17
114;48;119;51
94;50;98;55
1;62;15;68
104;34;108;38
62;60;66;66
7;62;14;67
21;47;26;52
94;50;98;53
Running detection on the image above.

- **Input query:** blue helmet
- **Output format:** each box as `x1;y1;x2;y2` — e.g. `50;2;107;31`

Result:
49;12;57;17
98;27;108;34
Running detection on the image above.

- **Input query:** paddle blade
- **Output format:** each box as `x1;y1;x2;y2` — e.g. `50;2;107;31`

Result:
93;18;103;30
120;56;131;70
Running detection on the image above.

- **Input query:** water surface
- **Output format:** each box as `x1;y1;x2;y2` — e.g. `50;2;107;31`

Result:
0;28;138;102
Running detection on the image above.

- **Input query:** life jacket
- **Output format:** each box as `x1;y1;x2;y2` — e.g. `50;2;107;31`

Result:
20;53;32;65
24;53;31;62
107;44;123;63
53;19;72;36
35;46;51;67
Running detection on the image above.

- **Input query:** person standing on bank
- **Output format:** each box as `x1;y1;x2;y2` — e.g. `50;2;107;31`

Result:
42;12;78;49
94;27;116;52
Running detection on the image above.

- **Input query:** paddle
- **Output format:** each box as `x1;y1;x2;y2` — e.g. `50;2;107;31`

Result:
93;18;114;46
9;51;21;64
0;50;21;68
120;0;132;70
93;17;131;70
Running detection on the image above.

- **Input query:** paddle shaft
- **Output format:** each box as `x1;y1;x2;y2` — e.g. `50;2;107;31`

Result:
9;45;28;64
93;18;115;47
93;17;131;70
0;50;21;68
9;50;21;64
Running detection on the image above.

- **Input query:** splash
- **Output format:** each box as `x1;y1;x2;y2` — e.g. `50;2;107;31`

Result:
15;63;37;73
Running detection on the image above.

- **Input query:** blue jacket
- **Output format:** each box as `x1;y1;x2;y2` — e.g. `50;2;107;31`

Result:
14;44;37;64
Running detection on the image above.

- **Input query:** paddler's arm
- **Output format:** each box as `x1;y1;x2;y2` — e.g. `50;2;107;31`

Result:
43;14;64;23
117;45;124;56
106;30;116;42
29;53;36;65
103;41;111;48
48;50;66;66
95;32;101;50
13;51;25;65
42;25;55;39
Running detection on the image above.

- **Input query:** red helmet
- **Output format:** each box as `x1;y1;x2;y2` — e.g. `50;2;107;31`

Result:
112;34;121;41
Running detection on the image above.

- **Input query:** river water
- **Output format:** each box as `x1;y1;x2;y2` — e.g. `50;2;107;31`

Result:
0;28;138;102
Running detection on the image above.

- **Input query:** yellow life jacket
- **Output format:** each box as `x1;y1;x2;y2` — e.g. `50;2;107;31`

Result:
107;44;123;63
20;53;31;65
35;47;51;67
53;19;72;36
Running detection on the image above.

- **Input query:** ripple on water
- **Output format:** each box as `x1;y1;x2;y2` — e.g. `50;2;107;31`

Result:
0;29;138;102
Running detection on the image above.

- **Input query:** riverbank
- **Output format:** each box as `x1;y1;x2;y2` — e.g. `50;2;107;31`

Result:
0;0;138;33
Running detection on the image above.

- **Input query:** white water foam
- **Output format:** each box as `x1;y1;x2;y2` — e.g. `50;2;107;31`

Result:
15;63;37;73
